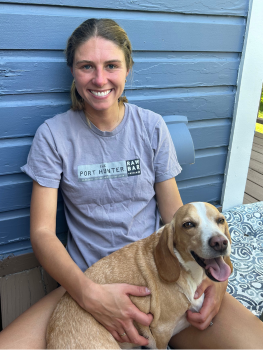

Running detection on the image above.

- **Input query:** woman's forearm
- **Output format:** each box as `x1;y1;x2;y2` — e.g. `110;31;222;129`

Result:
31;229;94;308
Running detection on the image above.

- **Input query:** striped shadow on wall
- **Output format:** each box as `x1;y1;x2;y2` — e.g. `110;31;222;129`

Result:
0;0;248;257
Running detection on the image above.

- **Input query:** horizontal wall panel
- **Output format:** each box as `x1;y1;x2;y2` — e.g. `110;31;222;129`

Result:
1;87;236;139
178;175;224;204
0;169;225;214
0;123;229;176
0;205;67;246
0;9;246;52
0;138;32;175
130;58;239;89
0;174;62;213
0;86;236;138
1;59;71;95
176;147;228;181
0;94;71;139
129;88;236;121
2;0;249;16
189;119;232;150
1;53;240;95
0;232;67;257
0;174;32;213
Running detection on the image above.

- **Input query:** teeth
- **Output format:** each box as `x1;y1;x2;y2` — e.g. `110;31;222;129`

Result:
91;90;111;97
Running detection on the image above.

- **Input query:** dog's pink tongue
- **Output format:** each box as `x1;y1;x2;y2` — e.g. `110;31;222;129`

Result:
205;256;231;282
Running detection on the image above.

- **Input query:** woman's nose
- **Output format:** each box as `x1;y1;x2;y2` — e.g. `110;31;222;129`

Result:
92;68;107;87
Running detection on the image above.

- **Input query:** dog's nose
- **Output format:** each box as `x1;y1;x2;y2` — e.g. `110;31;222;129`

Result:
209;235;228;253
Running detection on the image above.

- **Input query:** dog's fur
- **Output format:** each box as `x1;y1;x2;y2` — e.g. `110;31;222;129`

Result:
46;202;233;349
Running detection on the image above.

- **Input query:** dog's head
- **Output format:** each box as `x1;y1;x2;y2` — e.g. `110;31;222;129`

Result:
154;202;233;283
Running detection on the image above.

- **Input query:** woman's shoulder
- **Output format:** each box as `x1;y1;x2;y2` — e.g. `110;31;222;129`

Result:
35;109;82;137
126;103;166;135
45;109;81;127
126;103;162;122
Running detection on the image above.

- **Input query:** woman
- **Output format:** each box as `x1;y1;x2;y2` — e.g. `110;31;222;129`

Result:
0;18;262;349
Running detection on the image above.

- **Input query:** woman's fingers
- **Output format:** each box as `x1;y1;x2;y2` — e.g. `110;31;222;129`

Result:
110;330;123;343
84;283;152;346
187;278;227;330
121;284;153;326
122;284;151;297
114;322;150;346
193;277;211;299
108;323;149;346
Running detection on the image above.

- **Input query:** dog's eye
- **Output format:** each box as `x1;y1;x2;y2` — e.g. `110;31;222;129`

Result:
218;218;225;224
183;222;195;228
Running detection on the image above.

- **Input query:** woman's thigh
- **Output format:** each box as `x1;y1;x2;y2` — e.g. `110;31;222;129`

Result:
169;292;263;349
0;286;65;349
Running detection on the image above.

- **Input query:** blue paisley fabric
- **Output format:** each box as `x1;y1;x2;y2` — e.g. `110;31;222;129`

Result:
223;201;263;317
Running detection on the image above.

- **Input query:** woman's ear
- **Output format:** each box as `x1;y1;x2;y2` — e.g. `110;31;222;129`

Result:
153;223;180;283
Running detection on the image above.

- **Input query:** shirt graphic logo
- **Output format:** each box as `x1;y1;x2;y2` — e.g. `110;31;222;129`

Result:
78;159;141;182
126;159;141;177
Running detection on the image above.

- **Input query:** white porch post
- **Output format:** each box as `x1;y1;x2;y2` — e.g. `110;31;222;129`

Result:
221;0;263;211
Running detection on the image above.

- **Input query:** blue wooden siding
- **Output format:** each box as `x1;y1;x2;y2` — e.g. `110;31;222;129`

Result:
0;0;249;257
1;0;249;16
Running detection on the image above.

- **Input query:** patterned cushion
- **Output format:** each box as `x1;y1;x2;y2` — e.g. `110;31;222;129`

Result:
223;201;263;317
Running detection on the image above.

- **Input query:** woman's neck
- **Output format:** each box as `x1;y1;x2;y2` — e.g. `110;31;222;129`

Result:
84;102;125;132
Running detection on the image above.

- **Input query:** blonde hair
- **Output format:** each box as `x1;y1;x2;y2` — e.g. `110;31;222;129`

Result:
65;18;133;111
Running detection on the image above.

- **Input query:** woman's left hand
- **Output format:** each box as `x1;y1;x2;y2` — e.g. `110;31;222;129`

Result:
186;277;228;330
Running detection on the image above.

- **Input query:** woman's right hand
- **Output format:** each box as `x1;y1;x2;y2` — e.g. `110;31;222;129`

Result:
81;281;153;346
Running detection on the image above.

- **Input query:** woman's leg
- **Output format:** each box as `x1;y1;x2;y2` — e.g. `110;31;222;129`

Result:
169;292;263;349
0;286;65;349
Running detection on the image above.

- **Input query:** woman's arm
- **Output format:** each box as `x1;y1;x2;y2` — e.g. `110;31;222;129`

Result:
30;181;152;346
154;177;183;224
30;181;92;305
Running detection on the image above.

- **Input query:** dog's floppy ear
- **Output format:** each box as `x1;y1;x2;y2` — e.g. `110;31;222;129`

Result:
224;218;232;243
223;219;233;273
154;223;180;283
224;255;233;274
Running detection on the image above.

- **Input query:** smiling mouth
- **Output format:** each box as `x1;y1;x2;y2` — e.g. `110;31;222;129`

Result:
90;89;112;97
191;251;231;282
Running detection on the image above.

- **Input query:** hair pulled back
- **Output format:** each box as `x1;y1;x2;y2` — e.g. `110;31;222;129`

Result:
65;18;134;110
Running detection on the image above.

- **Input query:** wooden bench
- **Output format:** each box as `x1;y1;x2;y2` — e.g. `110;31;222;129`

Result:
0;253;58;330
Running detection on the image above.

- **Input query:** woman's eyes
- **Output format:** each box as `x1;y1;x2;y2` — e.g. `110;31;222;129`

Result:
81;63;118;71
107;64;117;69
81;64;117;70
83;64;92;70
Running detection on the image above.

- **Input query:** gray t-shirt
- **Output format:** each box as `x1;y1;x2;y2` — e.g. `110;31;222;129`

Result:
21;103;182;270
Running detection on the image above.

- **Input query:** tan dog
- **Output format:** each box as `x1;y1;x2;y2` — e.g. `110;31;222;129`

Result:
46;202;233;349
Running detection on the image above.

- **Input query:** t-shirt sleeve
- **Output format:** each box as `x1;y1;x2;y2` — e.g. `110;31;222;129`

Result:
21;122;62;188
152;117;182;183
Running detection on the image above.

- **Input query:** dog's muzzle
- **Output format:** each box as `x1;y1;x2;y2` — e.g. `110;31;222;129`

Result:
191;251;231;282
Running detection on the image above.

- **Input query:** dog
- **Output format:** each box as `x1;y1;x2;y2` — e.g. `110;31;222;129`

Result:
46;202;233;349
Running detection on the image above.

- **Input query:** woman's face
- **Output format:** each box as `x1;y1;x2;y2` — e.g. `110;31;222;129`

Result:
71;36;129;114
